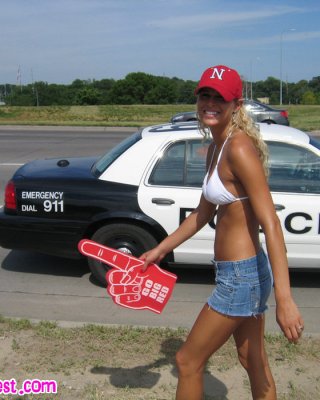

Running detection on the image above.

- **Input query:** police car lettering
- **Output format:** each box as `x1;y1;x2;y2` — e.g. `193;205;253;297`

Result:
20;191;64;213
285;212;313;235
21;191;63;200
180;208;318;235
21;205;37;212
43;199;64;213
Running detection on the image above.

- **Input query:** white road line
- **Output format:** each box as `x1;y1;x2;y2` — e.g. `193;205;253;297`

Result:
0;163;24;166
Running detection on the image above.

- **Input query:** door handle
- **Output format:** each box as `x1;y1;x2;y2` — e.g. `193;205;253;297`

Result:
152;198;175;205
274;204;285;211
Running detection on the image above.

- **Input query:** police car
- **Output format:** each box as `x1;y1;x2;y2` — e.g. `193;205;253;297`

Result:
0;123;319;285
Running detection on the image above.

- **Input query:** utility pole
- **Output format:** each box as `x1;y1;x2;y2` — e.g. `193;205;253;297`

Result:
280;29;295;105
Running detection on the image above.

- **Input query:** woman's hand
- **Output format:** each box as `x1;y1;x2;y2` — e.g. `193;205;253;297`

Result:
276;297;304;343
139;246;167;272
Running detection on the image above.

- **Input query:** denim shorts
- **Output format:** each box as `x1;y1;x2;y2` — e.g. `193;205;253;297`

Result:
207;249;273;317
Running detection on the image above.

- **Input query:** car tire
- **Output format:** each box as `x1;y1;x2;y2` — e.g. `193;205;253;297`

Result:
88;223;158;286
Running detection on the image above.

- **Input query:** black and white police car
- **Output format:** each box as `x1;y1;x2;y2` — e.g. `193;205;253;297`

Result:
0;123;319;285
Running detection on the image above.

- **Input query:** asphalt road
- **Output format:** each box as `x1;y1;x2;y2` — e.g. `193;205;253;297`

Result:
0;126;319;335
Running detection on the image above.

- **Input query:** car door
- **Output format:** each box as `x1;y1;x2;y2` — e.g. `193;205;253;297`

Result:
264;140;320;268
138;138;215;264
139;136;320;269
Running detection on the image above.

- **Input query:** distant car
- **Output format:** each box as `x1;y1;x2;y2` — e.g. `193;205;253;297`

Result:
244;100;289;125
170;100;289;125
0;123;319;285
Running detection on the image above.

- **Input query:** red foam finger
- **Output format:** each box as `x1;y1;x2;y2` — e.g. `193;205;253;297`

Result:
78;239;143;271
106;264;177;314
78;239;177;314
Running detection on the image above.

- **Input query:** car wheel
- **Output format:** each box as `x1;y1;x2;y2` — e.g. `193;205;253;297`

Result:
88;223;158;286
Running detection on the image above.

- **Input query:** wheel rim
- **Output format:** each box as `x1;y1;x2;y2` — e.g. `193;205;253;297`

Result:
116;246;132;255
106;236;143;257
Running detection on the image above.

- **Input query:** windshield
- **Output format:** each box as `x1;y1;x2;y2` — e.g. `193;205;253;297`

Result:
310;136;320;150
92;132;141;177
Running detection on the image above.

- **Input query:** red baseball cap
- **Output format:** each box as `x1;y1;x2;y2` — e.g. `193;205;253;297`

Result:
194;65;243;101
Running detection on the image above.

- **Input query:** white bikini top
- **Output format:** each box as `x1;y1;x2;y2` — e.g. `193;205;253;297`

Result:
202;133;248;205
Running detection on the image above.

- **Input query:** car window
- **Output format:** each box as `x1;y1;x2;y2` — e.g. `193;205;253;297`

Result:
149;139;210;187
92;132;141;177
267;141;320;194
310;137;320;150
245;102;265;112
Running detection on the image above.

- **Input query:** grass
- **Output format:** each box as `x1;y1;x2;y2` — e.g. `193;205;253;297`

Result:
1;104;319;131
287;105;320;131
0;104;195;127
0;316;319;399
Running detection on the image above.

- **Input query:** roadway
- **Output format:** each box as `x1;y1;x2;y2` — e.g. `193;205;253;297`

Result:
0;126;319;335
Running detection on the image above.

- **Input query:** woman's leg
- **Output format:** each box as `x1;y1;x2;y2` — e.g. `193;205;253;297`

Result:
233;314;277;399
175;304;245;400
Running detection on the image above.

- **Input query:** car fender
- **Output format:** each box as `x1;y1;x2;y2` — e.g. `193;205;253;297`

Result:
261;119;275;124
85;209;169;245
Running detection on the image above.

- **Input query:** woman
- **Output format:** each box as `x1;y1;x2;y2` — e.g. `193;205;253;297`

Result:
140;65;303;399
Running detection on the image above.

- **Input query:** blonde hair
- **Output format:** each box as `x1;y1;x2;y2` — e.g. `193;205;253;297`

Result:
197;104;269;177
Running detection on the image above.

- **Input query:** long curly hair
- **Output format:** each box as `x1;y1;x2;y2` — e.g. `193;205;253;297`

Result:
197;104;269;177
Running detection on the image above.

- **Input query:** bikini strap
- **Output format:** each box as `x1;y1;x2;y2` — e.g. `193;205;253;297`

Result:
207;143;216;173
216;129;233;164
207;129;233;172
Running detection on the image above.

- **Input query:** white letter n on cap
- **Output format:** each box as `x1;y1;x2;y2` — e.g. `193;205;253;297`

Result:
210;67;225;80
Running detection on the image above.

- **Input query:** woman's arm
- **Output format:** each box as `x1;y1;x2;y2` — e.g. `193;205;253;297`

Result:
141;141;216;269
230;136;304;342
140;194;216;269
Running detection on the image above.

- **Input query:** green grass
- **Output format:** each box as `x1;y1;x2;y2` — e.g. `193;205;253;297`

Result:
0;104;195;127
287;105;320;131
0;104;319;131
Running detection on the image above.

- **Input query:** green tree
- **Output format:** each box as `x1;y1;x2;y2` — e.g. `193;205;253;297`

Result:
254;77;280;103
3;72;320;106
108;79;136;104
6;86;34;106
75;87;101;105
174;78;197;104
70;79;87;89
301;90;317;105
290;80;309;105
108;72;156;104
144;77;177;104
92;78;115;104
309;76;320;92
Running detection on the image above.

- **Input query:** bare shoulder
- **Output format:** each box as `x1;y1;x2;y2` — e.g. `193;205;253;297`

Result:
227;130;259;162
226;130;263;179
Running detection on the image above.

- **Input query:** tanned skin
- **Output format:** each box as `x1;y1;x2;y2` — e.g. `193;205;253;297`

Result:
140;88;303;400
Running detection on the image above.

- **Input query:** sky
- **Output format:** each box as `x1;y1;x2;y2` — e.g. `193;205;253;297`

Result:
1;0;320;85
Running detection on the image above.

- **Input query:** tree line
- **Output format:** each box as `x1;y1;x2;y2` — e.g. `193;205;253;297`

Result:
1;72;320;106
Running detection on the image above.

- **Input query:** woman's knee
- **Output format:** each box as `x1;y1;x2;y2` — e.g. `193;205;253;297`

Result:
175;347;190;372
175;347;205;376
